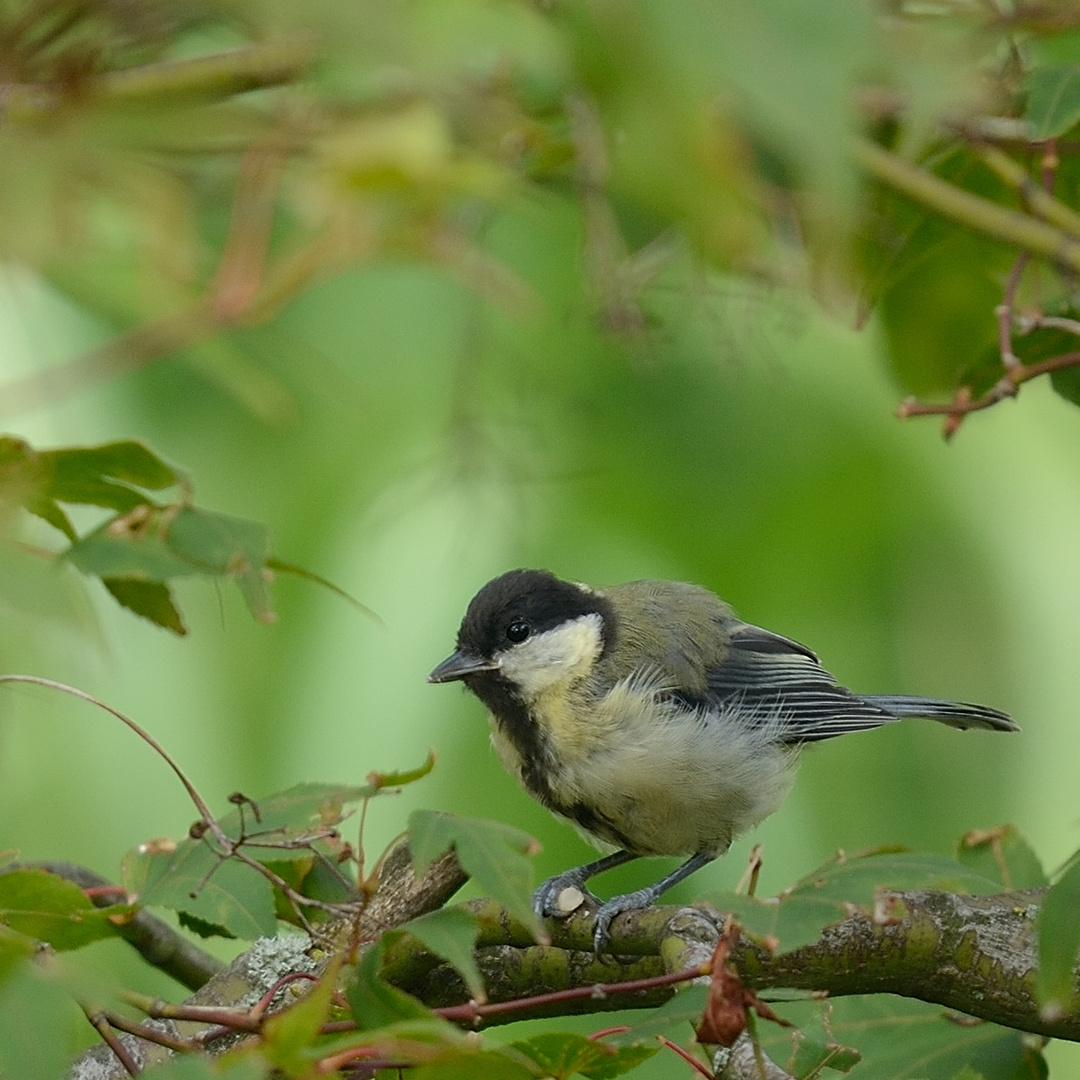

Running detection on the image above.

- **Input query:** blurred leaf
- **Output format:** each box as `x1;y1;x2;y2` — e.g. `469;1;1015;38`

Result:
65;507;199;580
955;826;1047;891
263;956;342;1075
1036;854;1080;1015
65;503;283;625
0;962;78;1080
409;810;542;937
712;849;1003;954
0;925;38;982
874;228;1007;395
1026;65;1080;140
127;1055;269;1080
0;436;74;539
0;439;343;632
402;907;483;1000
43;439;178;505
410;1047;540;1080
368;749;436;790
0;439;179;539
1049;362;1080;408
102;577;187;634
164;506;276;623
0;868;128;950
511;1032;657;1080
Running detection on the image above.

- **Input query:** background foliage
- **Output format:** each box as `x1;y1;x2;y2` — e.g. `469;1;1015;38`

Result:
3;0;1080;1075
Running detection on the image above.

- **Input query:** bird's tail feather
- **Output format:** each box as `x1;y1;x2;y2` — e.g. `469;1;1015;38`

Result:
860;694;1017;733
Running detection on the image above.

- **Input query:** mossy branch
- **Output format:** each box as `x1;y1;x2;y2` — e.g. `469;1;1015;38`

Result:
393;888;1076;1040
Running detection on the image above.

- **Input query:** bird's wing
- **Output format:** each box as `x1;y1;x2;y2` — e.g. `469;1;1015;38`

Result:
678;622;899;744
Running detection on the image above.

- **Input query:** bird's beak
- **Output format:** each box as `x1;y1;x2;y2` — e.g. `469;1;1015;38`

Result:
428;650;501;683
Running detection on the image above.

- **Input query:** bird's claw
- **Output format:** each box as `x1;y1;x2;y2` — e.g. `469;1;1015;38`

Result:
533;871;600;920
590;887;659;953
535;877;661;953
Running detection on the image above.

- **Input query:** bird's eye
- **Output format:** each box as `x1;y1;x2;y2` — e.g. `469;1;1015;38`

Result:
506;619;531;643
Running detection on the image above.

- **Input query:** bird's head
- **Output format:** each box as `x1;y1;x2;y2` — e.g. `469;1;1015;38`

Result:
428;569;613;704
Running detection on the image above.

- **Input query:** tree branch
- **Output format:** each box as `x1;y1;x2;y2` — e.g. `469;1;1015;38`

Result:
394;888;1077;1041
853;139;1080;274
67;840;467;1080
1;39;317;119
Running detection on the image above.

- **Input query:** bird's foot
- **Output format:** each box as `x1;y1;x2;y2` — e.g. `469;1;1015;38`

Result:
592;886;661;953
533;870;601;920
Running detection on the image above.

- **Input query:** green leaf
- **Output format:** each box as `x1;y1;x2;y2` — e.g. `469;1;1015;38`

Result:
0;868;128;950
127;1054;269;1080
264;857;356;917
368;749;437;790
1027;65;1080;140
511;1032;657;1080
165;506;274;622
348;934;434;1030
28;440;179;514
786;1008;861;1077
402;907;483;1000
24;493;76;541
409;810;542;937
410;1048;541;1080
263;956;342;1075
131;842;278;939
712;849;1003;954
756;997;1045;1080
65;508;200;580
102;577;187;635
0;925;36;982
0;436;73;538
0;963;79;1080
215;782;379;854
609;984;709;1045
1036;854;1080;1015
1050;363;1080;409
44;440;178;492
177;910;237;940
64;502;286;625
955;826;1047;891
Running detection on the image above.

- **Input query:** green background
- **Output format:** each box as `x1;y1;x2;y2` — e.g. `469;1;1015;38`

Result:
1;0;1079;1072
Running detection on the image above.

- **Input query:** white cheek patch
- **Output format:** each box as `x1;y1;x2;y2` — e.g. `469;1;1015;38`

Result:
497;613;604;700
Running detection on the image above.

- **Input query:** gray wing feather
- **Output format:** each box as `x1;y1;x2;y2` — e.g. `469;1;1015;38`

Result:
688;623;1016;743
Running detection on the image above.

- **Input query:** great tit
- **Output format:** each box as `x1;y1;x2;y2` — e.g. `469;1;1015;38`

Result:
428;569;1017;950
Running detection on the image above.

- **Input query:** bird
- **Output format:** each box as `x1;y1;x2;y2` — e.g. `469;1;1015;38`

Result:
428;568;1017;951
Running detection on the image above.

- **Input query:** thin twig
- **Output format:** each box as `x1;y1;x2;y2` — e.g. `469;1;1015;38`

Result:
102;1012;195;1054
433;961;709;1026
898;349;1080;433
82;1009;140;1077
976;143;1080;241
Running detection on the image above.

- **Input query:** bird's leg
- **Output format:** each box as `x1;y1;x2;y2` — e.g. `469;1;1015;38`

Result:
533;849;639;919
592;850;715;952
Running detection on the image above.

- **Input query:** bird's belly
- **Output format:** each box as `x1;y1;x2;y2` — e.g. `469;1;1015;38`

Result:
492;681;799;858
560;736;795;856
